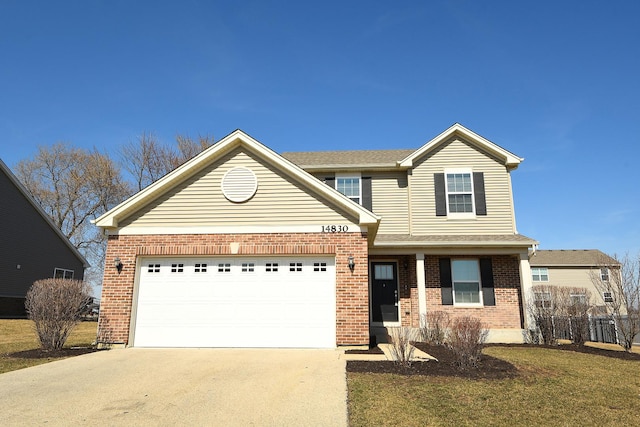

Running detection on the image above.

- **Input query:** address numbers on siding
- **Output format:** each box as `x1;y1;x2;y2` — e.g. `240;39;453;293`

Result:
321;225;349;233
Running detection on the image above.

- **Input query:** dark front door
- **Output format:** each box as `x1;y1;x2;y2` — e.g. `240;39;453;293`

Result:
371;262;399;323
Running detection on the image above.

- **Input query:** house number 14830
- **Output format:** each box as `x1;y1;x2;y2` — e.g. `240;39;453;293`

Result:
321;225;348;233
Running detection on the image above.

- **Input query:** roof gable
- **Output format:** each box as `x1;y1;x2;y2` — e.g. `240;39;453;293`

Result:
399;123;523;169
94;130;380;230
0;159;88;267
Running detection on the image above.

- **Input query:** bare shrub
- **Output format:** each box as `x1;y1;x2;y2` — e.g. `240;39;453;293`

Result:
420;311;450;345
528;285;563;345
389;327;417;368
446;316;488;370
25;278;92;350
565;289;592;345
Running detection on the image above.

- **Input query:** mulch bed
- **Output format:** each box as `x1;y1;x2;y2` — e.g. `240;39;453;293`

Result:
346;342;639;378
7;347;103;359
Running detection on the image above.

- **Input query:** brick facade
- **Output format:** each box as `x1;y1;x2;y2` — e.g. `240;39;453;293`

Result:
369;254;523;330
98;232;370;347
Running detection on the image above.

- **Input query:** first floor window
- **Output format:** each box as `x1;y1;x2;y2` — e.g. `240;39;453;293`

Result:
54;268;74;279
570;293;587;305
532;267;549;282
452;259;481;305
603;292;614;303
534;291;552;309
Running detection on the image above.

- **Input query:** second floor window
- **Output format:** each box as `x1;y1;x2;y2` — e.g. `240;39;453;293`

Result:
600;268;609;281
336;175;361;204
446;172;473;213
531;267;549;282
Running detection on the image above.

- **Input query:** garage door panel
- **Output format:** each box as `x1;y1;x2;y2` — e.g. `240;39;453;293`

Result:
134;256;336;348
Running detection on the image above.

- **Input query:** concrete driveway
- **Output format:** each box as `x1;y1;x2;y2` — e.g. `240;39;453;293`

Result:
0;348;348;426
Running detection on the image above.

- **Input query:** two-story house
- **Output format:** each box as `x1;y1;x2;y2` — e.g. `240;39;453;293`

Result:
0;159;88;317
529;249;620;314
94;124;537;348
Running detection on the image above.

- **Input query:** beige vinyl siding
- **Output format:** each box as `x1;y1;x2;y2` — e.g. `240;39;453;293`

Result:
371;172;409;234
539;267;610;307
410;137;515;235
120;148;358;229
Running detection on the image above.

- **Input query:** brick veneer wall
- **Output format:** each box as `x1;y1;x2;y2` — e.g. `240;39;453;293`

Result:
368;254;523;329
424;255;523;329
98;232;369;347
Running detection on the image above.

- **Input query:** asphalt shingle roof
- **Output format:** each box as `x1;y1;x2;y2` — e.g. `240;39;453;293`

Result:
529;249;618;266
374;233;538;246
281;149;416;168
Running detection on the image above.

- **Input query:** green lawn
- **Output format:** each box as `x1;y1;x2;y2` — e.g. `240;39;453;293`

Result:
0;319;98;374
348;346;640;427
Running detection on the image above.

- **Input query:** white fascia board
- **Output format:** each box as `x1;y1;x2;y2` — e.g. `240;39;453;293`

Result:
398;123;523;168
94;130;380;231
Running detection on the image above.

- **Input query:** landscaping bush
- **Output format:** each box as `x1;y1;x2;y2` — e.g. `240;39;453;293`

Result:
420;311;450;345
389;326;416;368
446;316;488;370
25;278;91;351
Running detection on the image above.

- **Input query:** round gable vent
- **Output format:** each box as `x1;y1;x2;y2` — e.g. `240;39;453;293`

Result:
221;167;258;203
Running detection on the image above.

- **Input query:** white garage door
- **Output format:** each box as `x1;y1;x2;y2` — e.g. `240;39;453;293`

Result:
133;256;336;348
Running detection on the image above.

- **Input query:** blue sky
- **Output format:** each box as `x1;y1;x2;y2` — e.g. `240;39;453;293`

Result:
1;1;639;256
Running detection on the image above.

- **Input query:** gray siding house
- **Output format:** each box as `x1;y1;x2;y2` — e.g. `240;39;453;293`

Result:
0;159;87;317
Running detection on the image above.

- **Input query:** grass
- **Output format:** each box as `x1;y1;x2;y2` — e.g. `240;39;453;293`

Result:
348;346;640;427
0;319;98;374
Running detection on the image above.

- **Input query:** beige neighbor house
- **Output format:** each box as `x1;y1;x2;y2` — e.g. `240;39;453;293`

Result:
94;123;538;348
529;249;620;314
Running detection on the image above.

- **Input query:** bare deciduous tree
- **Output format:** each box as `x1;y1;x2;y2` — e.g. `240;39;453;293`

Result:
16;143;130;252
25;278;92;350
16;143;131;293
122;132;213;191
589;253;640;352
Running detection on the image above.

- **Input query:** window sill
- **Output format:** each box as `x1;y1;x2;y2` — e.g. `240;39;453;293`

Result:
453;303;484;308
446;214;477;220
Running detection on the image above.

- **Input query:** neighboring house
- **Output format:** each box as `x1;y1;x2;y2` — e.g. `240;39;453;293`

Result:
529;249;620;313
94;124;538;348
0;159;88;317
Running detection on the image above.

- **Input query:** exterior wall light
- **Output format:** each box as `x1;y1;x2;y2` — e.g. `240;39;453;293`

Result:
114;257;123;273
348;256;355;271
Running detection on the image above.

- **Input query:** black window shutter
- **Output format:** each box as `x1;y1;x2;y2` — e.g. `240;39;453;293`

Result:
480;258;496;306
324;176;336;188
473;172;487;216
361;176;372;210
439;258;453;305
434;173;447;216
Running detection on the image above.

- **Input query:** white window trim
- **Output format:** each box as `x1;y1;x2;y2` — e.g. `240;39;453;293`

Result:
531;267;549;282
569;293;587;305
444;168;475;219
451;259;483;307
53;268;74;279
600;267;610;282
603;291;614;303
534;291;552;309
336;173;362;205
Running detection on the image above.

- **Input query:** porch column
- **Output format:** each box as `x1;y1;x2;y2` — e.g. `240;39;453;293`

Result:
519;251;534;331
416;253;427;327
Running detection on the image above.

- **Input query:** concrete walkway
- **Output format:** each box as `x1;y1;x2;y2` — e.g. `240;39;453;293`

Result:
341;343;437;362
0;348;347;426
